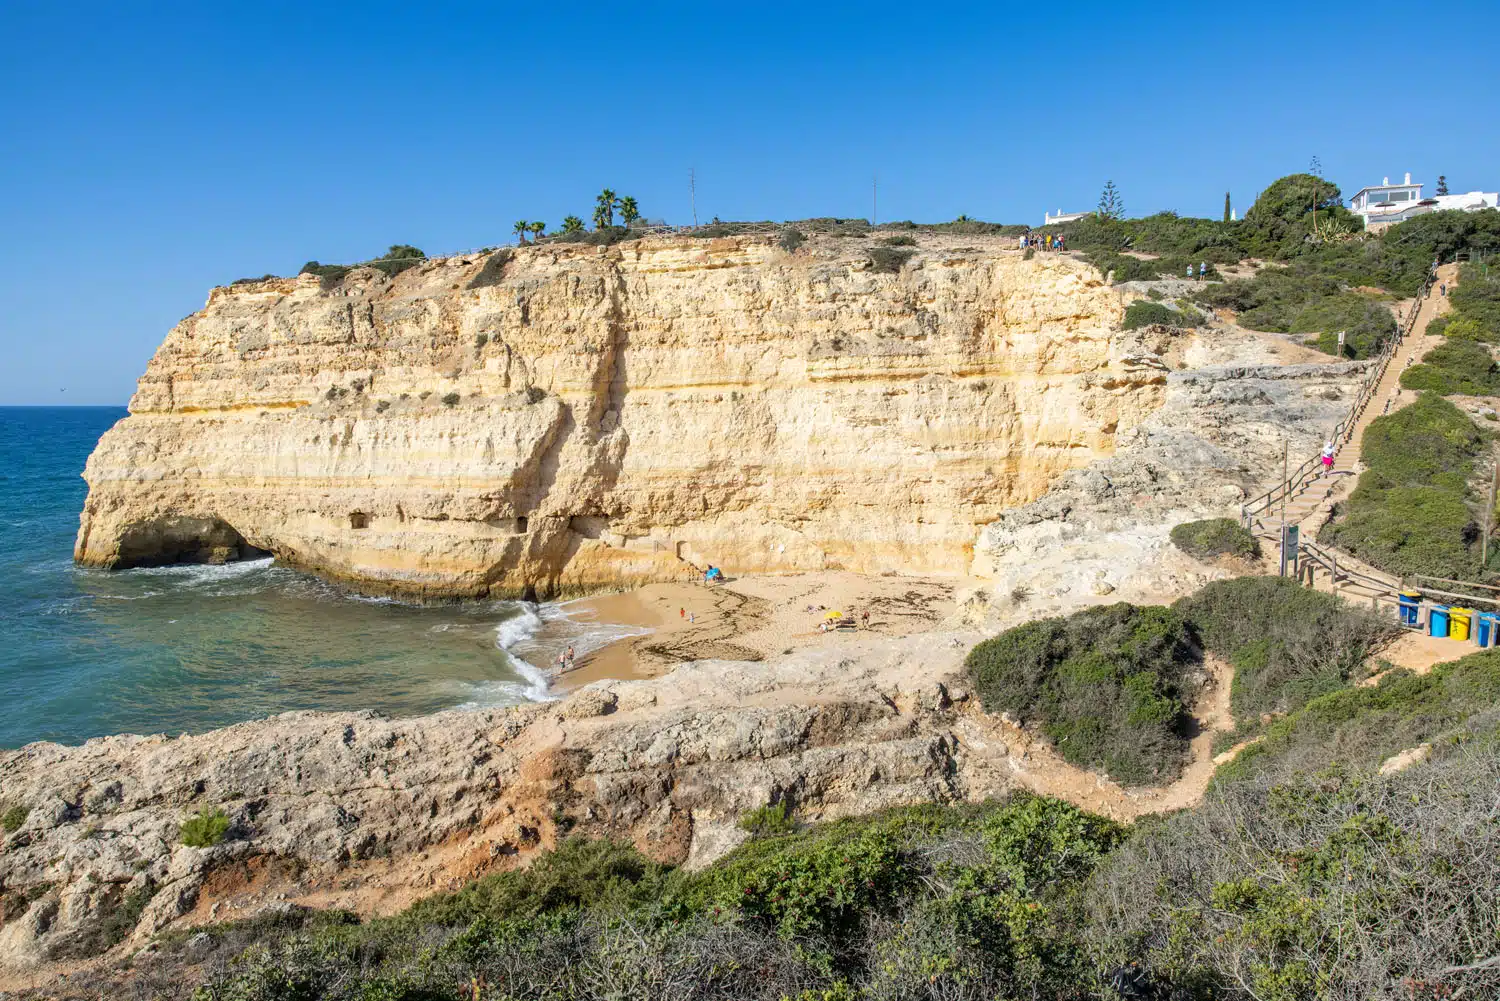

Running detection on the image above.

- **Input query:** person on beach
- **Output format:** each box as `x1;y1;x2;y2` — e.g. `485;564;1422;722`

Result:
861;609;870;628
1321;440;1335;475
679;607;685;618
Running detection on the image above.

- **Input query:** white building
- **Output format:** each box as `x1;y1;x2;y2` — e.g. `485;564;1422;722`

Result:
1349;172;1499;231
1043;209;1090;226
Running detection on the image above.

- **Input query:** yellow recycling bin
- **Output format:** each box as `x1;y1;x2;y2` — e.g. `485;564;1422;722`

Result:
1450;607;1474;642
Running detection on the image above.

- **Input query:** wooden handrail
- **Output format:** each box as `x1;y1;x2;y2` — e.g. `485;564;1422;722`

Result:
1241;266;1437;526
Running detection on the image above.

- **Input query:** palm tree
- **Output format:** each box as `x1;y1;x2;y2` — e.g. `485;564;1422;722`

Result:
595;189;617;229
619;195;640;228
561;215;585;235
530;221;546;242
513;220;530;245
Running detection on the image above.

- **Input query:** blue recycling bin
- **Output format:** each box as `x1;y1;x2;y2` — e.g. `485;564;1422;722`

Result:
1398;591;1421;627
1429;605;1451;639
1477;612;1498;648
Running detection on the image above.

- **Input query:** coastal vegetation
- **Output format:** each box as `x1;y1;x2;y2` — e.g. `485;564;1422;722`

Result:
1400;337;1500;395
964;577;1395;787
967;603;1196;785
1123;299;1202;329
1318;392;1492;578
1168;517;1259;560
180;807;231;848
83;601;1499;1000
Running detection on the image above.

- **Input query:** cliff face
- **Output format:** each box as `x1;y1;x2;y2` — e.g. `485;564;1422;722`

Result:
76;236;1163;597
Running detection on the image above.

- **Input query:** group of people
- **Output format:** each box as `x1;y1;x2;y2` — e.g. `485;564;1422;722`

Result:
1187;262;1209;280
1019;232;1066;252
554;645;577;671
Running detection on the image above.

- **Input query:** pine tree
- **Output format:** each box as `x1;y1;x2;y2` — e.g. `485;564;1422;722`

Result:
1437;175;1450;196
1224;192;1231;223
1097;181;1124;221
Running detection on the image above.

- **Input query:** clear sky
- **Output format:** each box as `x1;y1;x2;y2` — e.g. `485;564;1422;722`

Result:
2;1;1496;404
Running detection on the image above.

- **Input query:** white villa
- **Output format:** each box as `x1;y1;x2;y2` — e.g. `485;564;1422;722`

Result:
1349;172;1499;231
1043;209;1090;226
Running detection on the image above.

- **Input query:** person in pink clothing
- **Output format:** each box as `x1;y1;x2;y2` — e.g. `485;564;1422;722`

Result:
1321;440;1335;474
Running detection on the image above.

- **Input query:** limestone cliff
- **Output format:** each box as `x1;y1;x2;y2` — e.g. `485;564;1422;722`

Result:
76;235;1164;597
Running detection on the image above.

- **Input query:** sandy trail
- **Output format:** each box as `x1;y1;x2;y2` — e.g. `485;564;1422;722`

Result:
561;569;1244;822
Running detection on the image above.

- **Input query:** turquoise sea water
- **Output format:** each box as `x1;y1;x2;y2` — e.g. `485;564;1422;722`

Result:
0;407;637;748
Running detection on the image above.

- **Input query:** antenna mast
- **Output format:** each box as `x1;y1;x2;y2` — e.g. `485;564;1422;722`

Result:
872;174;878;226
690;168;698;228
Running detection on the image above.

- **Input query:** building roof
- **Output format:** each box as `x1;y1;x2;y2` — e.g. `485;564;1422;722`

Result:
1349;181;1423;200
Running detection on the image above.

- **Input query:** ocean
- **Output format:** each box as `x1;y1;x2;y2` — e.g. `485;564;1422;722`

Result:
0;407;640;749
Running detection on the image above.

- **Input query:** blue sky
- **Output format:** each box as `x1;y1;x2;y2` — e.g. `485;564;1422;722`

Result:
2;1;1496;404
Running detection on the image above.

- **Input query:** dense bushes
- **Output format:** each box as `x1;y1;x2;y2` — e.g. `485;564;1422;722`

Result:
1319;391;1489;578
119;648;1500;1001
965;604;1196;785
1444;261;1500;341
965;579;1395;778
1123;300;1199;329
178;796;1126;1001
1090;250;1218;284
1169;517;1259;560
1400;338;1500;395
865;247;914;274
1095;685;1500;1001
368;244;426;277
1197;269;1397;357
1173;576;1396;727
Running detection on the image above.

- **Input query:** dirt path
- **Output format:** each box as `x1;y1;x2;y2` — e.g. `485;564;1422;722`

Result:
955;655;1236;822
1252;265;1482;667
1273;264;1458;539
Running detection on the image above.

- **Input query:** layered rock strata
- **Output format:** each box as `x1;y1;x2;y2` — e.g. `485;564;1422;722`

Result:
75;237;1164;597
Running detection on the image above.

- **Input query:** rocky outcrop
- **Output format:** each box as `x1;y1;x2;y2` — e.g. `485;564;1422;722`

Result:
75;236;1164;597
0;640;999;967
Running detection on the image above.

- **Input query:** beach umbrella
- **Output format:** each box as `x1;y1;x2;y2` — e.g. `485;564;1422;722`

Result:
825;611;843;620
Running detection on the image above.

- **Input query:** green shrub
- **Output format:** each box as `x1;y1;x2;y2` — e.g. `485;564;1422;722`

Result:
1448;263;1500;337
1123;300;1198;330
1215;647;1500;785
180;807;231;848
878;235;916;247
399;836;670;929
368;244;425;278
739;802;796;837
299;260;351;286
778;227;806;252
440;392;460;407
1023;247;1035;260
1400;338;1500;395
1169;518;1260;560
1198;269;1398;358
965;604;1195;785
867;247;914;274
1;805;28;832
1173;576;1397;727
1319;392;1489;578
229;274;277;286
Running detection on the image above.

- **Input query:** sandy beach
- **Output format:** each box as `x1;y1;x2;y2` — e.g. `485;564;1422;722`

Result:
556;570;971;691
